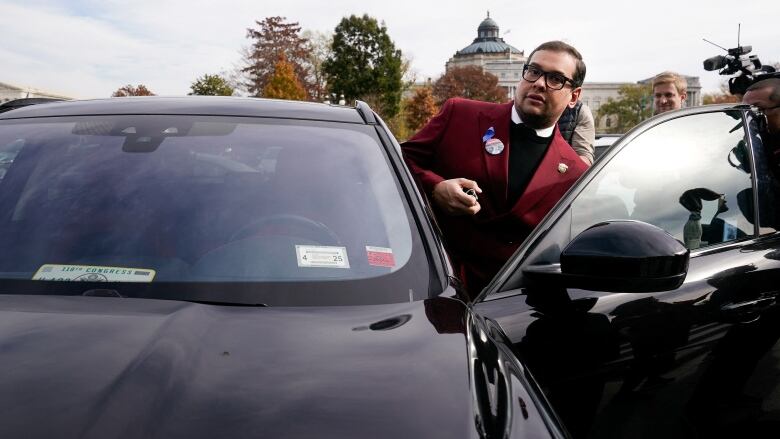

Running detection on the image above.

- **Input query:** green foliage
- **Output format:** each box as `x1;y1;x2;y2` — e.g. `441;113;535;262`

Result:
432;65;505;106
597;84;653;133
703;93;740;105
189;74;234;96
263;55;307;101
111;84;155;97
323;14;403;118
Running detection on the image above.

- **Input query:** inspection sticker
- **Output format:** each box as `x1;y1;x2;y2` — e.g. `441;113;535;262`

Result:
366;246;395;268
32;264;156;282
295;245;350;268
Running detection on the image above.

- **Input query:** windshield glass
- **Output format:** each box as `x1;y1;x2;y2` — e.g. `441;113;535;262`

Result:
0;115;430;305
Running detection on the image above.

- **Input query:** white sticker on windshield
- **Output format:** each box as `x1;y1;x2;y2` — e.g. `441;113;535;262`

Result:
32;264;156;282
295;245;349;269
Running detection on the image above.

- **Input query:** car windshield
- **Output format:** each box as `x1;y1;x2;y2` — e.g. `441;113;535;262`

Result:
0;115;431;306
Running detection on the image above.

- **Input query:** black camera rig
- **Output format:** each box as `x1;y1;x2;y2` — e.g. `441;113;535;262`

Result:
702;25;776;95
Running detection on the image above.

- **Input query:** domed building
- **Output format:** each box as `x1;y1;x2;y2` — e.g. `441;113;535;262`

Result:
445;12;527;99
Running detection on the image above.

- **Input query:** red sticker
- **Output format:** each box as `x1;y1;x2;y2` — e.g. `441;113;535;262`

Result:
366;246;395;267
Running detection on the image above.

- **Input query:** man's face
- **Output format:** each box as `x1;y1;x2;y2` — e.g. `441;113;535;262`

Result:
514;50;581;129
744;84;780;134
653;83;686;114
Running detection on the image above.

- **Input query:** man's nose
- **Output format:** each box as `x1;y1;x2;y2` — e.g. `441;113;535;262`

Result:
531;75;546;90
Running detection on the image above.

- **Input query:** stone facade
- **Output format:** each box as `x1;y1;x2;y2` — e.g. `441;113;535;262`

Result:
0;81;72;104
441;15;703;133
580;76;702;131
638;74;703;108
579;82;633;131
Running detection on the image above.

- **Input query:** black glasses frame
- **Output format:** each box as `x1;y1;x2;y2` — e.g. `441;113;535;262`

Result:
522;64;577;90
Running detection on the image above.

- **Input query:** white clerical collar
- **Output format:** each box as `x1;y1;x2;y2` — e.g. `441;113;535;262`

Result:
512;104;554;138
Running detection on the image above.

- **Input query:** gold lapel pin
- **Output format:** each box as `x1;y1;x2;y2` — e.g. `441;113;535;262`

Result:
557;163;568;174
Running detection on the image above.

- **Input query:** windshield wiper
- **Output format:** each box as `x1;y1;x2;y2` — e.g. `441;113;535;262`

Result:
81;289;268;307
180;299;269;307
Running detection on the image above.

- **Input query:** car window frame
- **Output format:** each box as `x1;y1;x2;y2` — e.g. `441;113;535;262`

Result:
373;115;452;297
477;105;761;302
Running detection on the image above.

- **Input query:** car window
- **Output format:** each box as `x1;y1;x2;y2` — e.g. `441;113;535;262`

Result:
571;110;754;250
0;115;431;305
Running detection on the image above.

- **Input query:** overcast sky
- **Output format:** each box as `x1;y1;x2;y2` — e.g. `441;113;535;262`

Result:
2;0;778;99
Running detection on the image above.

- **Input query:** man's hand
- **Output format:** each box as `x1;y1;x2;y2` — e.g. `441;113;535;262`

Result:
432;178;483;216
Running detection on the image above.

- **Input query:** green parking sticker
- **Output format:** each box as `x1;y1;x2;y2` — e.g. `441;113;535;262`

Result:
32;264;156;282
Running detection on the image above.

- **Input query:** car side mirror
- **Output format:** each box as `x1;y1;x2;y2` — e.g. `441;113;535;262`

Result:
523;220;689;293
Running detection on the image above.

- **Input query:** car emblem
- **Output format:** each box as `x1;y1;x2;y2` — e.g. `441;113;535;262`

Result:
557;163;568;173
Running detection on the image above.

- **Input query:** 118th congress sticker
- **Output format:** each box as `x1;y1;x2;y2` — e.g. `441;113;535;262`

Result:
295;245;350;268
32;264;156;282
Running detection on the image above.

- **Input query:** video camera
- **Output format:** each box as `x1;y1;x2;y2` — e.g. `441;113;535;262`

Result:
702;27;776;96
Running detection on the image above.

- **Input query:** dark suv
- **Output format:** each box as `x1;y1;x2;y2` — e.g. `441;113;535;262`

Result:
0;97;565;439
0;98;778;438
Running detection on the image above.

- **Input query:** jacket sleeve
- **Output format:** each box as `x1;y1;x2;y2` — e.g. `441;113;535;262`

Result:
400;98;456;194
570;103;595;165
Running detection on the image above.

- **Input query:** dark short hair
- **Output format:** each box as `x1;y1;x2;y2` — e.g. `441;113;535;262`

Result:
747;77;780;104
527;41;586;88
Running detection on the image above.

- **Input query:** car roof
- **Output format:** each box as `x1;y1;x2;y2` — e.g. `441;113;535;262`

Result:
0;96;367;124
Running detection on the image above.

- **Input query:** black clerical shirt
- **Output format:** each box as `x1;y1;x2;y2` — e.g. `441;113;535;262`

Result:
507;122;553;205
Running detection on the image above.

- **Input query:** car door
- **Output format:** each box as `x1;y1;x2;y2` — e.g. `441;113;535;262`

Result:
475;107;780;438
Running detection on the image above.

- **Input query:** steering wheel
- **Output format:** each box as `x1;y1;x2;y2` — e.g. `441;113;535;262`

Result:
229;214;341;245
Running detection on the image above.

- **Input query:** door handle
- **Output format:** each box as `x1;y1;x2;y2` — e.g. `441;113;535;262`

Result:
720;297;777;324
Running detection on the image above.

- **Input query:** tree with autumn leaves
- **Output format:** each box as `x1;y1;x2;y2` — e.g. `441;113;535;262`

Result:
111;84;155;97
243;16;313;99
263;54;308;101
404;86;438;133
432;65;505;106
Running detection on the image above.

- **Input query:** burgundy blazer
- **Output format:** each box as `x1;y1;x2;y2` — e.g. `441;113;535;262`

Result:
402;98;589;292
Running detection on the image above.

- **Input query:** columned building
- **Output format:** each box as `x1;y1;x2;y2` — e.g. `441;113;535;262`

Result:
579;82;633;131
445;13;527;99
581;76;702;131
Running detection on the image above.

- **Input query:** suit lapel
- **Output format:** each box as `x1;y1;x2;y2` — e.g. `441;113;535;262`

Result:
478;102;513;210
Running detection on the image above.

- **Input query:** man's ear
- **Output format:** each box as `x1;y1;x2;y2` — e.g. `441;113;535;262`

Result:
681;92;687;102
568;87;582;108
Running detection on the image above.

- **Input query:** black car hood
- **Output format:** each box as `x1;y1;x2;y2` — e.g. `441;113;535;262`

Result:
0;294;481;439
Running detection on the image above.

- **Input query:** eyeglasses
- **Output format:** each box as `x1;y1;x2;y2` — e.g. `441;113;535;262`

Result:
522;64;576;90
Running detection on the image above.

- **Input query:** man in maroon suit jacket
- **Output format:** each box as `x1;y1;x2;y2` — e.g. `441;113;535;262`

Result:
402;41;590;297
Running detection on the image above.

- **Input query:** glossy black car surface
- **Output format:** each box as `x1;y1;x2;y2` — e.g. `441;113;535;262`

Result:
0;97;564;439
4;98;778;439
476;104;780;438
